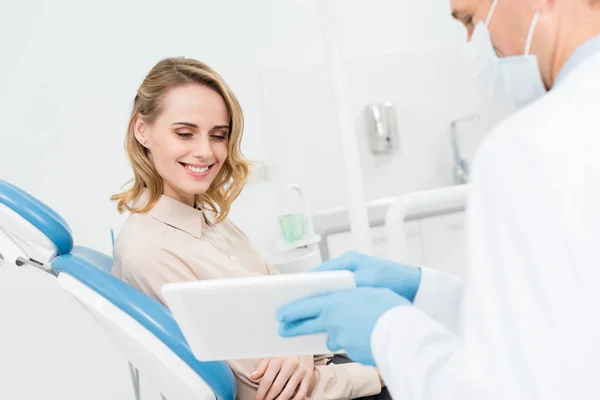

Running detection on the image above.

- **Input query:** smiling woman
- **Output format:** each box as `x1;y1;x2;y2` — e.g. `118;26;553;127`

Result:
110;57;388;400
111;57;249;223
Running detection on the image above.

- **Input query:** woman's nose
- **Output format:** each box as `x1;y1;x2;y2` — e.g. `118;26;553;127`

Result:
192;137;214;159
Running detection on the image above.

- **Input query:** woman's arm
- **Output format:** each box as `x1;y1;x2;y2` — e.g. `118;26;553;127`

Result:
230;356;382;400
311;359;383;399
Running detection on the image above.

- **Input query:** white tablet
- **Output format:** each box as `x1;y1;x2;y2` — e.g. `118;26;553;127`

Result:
162;271;356;361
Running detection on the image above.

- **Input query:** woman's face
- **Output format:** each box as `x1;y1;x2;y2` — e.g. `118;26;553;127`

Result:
135;84;230;207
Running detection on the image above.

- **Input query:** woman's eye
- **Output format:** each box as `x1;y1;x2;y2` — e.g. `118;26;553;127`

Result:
211;135;227;142
176;132;193;138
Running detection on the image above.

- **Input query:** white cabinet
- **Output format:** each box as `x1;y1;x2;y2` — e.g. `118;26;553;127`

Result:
381;220;425;266
419;212;466;277
326;229;362;259
324;212;465;278
325;221;424;266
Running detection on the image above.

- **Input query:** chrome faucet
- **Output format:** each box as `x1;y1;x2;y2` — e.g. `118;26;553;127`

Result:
450;115;479;185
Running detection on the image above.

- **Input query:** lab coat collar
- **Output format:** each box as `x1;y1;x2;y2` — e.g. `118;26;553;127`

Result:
554;34;600;87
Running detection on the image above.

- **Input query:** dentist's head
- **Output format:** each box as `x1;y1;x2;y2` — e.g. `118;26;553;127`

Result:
112;57;249;223
451;0;600;107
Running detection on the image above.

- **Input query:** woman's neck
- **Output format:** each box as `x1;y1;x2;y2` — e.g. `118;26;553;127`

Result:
162;187;195;208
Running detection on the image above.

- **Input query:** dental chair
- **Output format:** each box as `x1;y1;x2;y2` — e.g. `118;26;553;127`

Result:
0;180;236;400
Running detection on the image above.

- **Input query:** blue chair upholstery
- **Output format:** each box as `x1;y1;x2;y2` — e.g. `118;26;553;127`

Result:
71;245;113;273
0;180;73;255
0;180;236;400
53;255;236;400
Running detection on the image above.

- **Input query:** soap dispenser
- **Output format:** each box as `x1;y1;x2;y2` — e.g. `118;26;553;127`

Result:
278;184;317;246
269;184;323;274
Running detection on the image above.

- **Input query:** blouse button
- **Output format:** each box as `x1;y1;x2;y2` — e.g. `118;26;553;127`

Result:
230;255;237;262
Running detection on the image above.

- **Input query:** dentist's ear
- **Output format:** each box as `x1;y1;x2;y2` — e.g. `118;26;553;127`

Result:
133;115;149;147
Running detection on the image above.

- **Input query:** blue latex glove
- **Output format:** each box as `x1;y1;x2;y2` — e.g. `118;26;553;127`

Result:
311;252;422;302
277;287;410;366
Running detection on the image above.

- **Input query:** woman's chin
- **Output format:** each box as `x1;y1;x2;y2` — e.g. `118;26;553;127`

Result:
180;182;212;198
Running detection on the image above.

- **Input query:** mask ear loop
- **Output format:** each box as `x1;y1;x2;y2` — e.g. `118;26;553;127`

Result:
485;0;500;26
524;12;540;55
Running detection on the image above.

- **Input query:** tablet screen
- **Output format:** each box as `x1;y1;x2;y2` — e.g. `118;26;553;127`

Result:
162;270;356;361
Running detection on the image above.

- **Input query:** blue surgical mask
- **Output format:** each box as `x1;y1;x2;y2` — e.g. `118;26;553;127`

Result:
463;0;547;108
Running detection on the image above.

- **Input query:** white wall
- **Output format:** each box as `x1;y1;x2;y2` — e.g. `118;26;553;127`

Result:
0;0;283;254
256;1;513;256
259;47;512;214
0;0;512;254
0;1;513;399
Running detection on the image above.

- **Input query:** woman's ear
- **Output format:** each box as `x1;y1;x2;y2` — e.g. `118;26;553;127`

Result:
133;115;149;147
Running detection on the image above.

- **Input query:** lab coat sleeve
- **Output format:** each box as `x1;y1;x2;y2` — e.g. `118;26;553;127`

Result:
371;306;477;400
413;267;464;334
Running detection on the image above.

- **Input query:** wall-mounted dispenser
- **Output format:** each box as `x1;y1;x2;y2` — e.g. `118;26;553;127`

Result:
449;114;480;185
364;101;400;155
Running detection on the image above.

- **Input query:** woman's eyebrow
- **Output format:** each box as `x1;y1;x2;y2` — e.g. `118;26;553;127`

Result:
171;122;198;128
171;122;229;130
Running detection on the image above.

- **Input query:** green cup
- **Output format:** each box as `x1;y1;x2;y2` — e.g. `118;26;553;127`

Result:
278;213;304;245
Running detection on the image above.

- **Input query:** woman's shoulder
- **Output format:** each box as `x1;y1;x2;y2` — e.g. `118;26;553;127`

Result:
113;212;171;262
119;211;167;239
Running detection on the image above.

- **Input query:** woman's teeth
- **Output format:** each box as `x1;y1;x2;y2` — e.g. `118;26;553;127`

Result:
184;164;209;173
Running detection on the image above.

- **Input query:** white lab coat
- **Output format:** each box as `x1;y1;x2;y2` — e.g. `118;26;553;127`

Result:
371;51;600;400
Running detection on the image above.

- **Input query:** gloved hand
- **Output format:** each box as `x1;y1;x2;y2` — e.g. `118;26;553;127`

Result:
277;287;410;366
311;252;422;302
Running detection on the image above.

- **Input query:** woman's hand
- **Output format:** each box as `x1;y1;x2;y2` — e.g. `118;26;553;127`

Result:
252;356;314;400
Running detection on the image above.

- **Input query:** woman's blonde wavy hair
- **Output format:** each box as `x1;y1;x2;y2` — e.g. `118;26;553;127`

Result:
111;57;250;224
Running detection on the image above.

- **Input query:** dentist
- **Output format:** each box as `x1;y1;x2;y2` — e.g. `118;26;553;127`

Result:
277;0;600;398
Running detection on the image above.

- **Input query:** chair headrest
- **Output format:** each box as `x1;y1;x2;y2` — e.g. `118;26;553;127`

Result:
52;255;236;400
0;180;73;255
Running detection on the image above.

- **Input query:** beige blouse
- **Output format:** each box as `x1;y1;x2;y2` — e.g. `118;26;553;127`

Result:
111;193;382;400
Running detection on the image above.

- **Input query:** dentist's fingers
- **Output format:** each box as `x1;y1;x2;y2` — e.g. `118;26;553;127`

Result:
310;252;361;273
279;315;327;337
327;334;341;353
277;294;328;323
